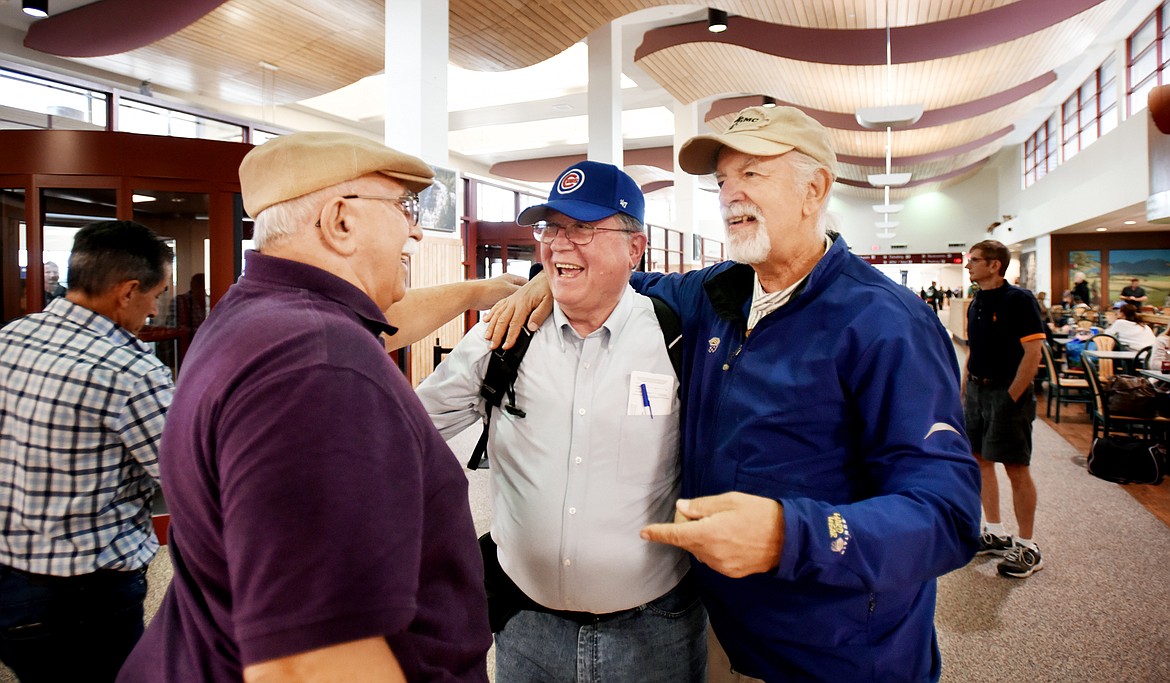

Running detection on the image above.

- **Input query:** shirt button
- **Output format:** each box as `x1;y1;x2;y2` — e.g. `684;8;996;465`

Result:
575;457;582;464
578;408;586;415
569;507;577;514
722;363;730;370
584;361;590;369
563;558;571;566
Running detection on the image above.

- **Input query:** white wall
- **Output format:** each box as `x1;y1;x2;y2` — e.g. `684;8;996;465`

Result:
827;166;999;256
992;111;1149;245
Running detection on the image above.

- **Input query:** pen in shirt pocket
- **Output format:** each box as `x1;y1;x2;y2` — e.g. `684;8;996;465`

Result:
641;383;653;418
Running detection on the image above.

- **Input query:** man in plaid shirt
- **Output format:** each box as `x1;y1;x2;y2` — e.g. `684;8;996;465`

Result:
0;220;174;683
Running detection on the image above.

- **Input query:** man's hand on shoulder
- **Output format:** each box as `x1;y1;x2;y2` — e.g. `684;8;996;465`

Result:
641;492;784;578
472;273;526;309
483;271;552;349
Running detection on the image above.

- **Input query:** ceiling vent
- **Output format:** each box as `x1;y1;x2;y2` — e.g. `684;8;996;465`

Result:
891;243;908;249
948;242;966;248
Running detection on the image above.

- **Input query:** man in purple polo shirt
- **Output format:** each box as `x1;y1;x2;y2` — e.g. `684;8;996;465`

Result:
118;132;491;682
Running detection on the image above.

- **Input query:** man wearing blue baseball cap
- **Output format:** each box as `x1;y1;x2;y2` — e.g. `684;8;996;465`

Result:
416;161;706;682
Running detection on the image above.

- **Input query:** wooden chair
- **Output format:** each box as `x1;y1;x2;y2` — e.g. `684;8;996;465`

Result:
1040;341;1090;423
1089;334;1116;351
1088;333;1117;378
1083;356;1169;442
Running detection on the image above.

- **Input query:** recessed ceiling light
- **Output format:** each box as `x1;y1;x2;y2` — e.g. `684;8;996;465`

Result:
1123;220;1137;225
22;0;48;18
1096;227;1108;232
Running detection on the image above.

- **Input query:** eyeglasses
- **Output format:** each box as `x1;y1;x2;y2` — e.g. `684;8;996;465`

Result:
316;192;420;227
532;220;633;245
966;257;989;264
342;193;420;225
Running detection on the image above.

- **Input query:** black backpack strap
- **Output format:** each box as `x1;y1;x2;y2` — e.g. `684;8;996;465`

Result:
648;295;683;379
467;327;534;470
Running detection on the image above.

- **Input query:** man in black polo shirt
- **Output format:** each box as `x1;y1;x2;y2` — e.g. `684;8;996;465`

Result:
1120;277;1148;306
963;240;1048;578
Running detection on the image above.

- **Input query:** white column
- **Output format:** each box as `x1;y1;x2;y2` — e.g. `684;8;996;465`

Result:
587;23;622;165
385;0;448;165
1035;233;1052;302
673;100;704;269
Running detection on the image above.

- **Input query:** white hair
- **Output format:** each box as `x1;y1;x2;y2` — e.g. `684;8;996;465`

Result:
783;150;835;234
252;179;363;250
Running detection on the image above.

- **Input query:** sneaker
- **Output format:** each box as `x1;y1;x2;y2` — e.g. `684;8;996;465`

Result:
977;531;1014;556
998;544;1044;578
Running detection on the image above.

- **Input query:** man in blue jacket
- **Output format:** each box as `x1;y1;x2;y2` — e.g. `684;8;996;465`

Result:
487;106;981;682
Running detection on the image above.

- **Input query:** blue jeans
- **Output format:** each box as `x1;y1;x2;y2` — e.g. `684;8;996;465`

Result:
0;564;147;683
494;574;708;682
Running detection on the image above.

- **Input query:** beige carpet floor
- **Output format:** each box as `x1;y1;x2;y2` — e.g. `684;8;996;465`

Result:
4;421;1168;682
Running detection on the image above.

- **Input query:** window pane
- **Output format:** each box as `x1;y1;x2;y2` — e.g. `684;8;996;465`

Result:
117;100;243;142
518;193;545;212
1131;76;1157;113
0;68;107;129
1102;55;1117;84
1100;106;1118;135
1132;15;1157;55
1132;47;1158;85
475;184;516;222
1100;79;1117;110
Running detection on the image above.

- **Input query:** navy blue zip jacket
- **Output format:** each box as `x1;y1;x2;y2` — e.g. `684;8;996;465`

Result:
633;233;981;682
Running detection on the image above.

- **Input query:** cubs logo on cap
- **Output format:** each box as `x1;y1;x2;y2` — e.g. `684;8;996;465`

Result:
516;160;645;226
558;168;585;194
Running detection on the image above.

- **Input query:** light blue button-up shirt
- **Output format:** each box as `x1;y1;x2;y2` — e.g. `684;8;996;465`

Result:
417;285;685;612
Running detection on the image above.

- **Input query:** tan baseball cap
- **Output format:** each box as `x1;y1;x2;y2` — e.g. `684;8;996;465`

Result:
678;106;838;177
239;131;434;218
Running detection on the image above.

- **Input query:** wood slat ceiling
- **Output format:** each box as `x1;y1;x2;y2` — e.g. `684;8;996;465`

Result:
448;0;1026;71
70;0;385;105
635;2;1117;112
634;0;1123;187
35;0;1130;195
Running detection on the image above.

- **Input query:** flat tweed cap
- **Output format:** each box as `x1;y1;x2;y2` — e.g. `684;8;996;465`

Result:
239;131;434;217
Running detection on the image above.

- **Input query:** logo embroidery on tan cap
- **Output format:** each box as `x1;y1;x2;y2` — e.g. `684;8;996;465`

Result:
728;114;763;131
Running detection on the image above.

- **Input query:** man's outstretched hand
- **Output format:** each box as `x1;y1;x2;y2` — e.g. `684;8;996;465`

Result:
641;492;785;578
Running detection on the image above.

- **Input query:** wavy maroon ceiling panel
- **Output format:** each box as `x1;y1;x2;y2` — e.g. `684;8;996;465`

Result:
24;0;227;58
635;0;1106;66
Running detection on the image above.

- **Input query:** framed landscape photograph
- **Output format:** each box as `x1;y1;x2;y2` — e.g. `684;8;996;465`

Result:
420;165;457;233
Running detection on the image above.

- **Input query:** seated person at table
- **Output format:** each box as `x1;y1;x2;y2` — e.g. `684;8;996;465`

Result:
1104;304;1156;351
1150;328;1170;371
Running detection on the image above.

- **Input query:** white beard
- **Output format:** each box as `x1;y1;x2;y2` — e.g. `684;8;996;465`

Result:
723;201;771;264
